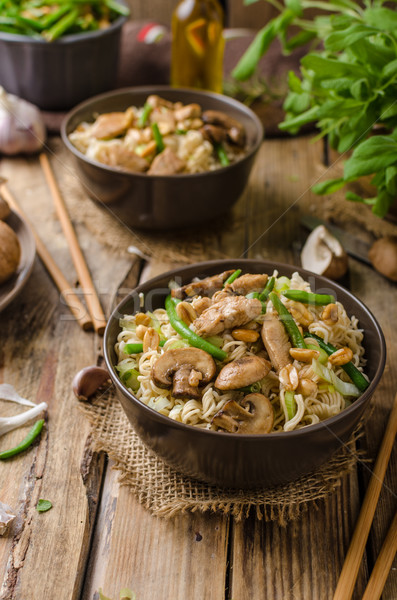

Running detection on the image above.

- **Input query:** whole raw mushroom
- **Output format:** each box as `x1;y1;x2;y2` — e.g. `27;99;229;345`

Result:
0;195;10;221
301;225;348;280
0;220;21;284
368;236;397;282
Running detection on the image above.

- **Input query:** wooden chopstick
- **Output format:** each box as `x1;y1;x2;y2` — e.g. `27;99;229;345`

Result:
1;182;93;331
362;509;397;600
39;153;107;335
333;392;397;600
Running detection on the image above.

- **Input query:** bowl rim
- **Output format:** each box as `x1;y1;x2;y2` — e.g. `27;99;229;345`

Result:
60;85;264;180
0;9;127;45
103;258;387;441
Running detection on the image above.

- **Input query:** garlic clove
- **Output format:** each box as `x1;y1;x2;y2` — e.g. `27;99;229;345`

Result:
0;87;46;156
72;366;111;401
301;225;348;280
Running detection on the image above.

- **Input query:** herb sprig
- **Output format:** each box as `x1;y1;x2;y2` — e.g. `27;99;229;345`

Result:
232;0;397;217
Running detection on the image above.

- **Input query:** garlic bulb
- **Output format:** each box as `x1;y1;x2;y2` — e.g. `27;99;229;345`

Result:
0;87;46;155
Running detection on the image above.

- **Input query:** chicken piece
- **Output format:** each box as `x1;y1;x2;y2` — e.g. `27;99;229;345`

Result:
150;107;176;135
174;103;201;121
90;109;134;140
147;95;175;110
261;314;292;373
193;296;262;336
226;273;268;296
148;148;186;175
171;270;235;300
94;142;148;173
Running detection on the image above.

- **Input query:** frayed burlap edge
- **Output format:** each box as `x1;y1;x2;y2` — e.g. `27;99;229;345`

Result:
78;390;368;526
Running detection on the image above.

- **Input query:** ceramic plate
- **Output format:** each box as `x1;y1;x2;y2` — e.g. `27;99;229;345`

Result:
0;210;36;313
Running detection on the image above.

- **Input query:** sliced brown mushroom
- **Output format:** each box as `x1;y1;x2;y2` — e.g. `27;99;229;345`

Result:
301;225;348;280
212;393;274;434
215;355;271;390
202;109;246;147
261;314;292;373
151;347;216;399
200;124;227;145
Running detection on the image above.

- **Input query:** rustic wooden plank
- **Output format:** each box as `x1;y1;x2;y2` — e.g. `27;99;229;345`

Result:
0;147;132;600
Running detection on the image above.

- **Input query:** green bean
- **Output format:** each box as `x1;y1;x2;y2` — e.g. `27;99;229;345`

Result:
124;340;166;354
215;143;230;167
224;269;241;286
269;292;306;349
151;122;165;153
304;333;369;392
0;419;44;460
165;295;227;361
103;0;129;16
43;7;78;40
40;4;73;29
282;289;335;305
259;276;275;301
138;102;152;128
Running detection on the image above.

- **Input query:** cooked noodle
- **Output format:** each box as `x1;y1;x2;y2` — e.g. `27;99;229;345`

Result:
115;271;368;433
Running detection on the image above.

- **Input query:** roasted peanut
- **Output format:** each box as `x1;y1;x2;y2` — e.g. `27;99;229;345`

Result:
188;369;203;387
279;364;299;391
143;327;160;352
135;312;151;326
176;301;197;325
328;347;353;365
232;328;260;343
297;378;317;397
321;303;339;325
288;301;314;327
135;324;148;340
289;348;320;362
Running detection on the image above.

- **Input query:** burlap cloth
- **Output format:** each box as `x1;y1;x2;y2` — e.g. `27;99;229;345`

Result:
77;386;368;525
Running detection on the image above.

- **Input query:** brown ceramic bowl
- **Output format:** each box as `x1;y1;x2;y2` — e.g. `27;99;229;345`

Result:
103;259;386;489
61;86;263;230
0;8;127;111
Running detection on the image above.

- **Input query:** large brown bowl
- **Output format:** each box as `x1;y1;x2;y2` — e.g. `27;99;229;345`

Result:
103;259;386;489
61;86;263;230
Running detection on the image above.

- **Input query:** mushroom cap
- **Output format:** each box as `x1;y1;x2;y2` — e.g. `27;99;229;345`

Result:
0;220;21;285
301;225;348;280
212;393;274;434
215;356;271;390
0;196;10;221
368;236;397;282
151;347;216;389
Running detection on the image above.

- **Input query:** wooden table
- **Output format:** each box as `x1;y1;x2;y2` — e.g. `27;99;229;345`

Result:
0;133;396;600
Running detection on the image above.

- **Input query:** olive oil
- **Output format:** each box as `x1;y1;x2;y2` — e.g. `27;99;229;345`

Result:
171;0;225;93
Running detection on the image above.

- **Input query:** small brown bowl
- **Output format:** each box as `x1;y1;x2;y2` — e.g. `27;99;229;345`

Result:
61;86;263;230
103;259;386;489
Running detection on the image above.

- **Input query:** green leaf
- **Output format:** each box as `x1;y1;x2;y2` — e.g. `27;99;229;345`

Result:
279;105;320;131
325;23;378;52
350;78;370;101
301;54;368;79
344;136;397;179
232;9;296;80
372;190;394;217
385;165;397;196
283;91;311;113
364;7;397;32
284;29;316;52
312;177;346;195
36;499;52;512
285;0;303;16
98;590;113;600
345;191;365;203
382;59;397;79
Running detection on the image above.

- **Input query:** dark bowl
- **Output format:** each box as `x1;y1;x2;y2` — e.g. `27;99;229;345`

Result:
61;86;264;230
103;259;386;489
0;12;127;111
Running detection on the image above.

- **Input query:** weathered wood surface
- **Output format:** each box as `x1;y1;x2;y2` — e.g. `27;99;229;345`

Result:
0;134;396;600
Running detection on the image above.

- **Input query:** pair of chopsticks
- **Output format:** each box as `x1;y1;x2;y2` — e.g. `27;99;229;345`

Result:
333;392;397;600
1;154;106;334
